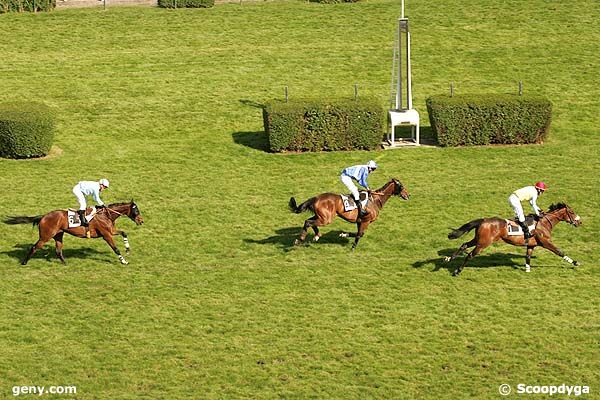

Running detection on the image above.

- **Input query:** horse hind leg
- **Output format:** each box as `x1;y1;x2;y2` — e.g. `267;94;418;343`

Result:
294;216;317;245
22;238;49;265
54;232;66;264
452;243;489;277
445;238;477;262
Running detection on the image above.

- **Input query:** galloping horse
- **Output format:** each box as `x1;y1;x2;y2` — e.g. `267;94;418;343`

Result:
5;200;144;265
445;203;581;276
289;178;410;250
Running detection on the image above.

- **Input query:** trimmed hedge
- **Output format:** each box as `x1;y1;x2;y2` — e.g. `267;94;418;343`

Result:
309;0;360;3
0;0;55;13
158;0;213;8
426;94;552;147
0;102;56;159
263;98;384;152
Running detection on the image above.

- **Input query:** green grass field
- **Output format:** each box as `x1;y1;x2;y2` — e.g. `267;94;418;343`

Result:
1;0;599;398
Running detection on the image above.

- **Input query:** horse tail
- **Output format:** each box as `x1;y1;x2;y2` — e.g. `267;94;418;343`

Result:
289;197;315;214
448;219;484;239
4;215;43;226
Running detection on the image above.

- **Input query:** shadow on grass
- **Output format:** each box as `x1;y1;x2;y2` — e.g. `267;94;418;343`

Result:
412;247;526;275
232;131;270;152
244;227;351;252
2;243;109;266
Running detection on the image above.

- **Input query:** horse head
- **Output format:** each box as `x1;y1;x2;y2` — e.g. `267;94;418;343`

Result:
128;199;144;226
391;178;410;200
547;203;581;227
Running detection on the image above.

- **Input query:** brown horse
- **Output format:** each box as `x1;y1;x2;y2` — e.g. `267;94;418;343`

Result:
5;200;144;265
445;203;582;276
289;178;410;250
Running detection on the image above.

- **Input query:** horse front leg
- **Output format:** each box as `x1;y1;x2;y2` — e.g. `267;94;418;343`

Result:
538;238;580;267
115;230;130;254
102;233;128;265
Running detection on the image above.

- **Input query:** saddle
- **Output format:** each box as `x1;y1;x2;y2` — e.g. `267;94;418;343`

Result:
67;207;98;228
340;191;369;212
506;215;537;236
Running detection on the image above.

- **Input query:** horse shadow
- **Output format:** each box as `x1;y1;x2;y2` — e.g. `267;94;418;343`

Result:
2;243;109;266
244;227;350;252
412;248;526;274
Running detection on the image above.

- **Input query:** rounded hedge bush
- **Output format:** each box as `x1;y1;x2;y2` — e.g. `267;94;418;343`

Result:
0;102;56;159
158;0;213;8
0;0;56;13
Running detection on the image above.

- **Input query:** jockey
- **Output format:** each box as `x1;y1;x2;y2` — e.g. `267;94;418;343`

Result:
72;179;110;227
340;160;378;217
508;181;546;239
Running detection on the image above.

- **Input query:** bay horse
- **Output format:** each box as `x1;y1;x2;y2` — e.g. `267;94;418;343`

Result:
5;200;144;265
289;178;410;250
445;203;581;276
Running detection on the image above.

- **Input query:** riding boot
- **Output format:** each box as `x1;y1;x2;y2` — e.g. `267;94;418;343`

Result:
518;220;531;239
78;210;89;227
356;200;367;218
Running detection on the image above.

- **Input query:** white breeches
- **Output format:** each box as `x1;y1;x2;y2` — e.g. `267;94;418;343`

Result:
73;185;87;210
508;194;525;222
341;175;360;200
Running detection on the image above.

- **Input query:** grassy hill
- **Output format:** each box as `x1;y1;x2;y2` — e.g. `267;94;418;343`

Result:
1;0;598;398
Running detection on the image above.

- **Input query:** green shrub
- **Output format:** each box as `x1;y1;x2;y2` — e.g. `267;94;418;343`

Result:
309;0;360;3
263;98;384;152
0;102;56;159
158;0;213;8
0;0;55;13
426;94;552;147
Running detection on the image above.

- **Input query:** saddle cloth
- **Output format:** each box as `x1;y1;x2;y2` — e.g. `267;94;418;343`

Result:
506;219;536;236
340;192;368;212
67;207;97;228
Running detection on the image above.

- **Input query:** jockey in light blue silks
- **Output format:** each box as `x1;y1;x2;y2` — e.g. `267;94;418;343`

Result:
72;179;110;227
340;160;378;217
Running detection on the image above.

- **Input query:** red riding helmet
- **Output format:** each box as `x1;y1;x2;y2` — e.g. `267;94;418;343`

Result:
534;181;547;191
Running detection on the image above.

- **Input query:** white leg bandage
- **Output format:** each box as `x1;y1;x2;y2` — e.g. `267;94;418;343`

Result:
563;255;574;264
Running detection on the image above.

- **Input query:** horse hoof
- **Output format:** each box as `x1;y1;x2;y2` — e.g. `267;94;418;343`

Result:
573;261;580;267
293;239;301;246
313;236;320;242
452;270;460;277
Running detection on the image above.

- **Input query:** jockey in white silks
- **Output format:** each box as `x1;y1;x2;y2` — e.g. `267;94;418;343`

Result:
72;179;110;227
508;181;546;239
340;160;378;217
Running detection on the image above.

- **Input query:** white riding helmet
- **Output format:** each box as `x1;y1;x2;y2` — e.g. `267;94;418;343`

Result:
99;178;110;188
367;160;378;170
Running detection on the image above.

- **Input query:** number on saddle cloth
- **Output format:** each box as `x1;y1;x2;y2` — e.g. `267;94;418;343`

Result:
506;217;536;236
340;192;369;212
67;207;98;228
